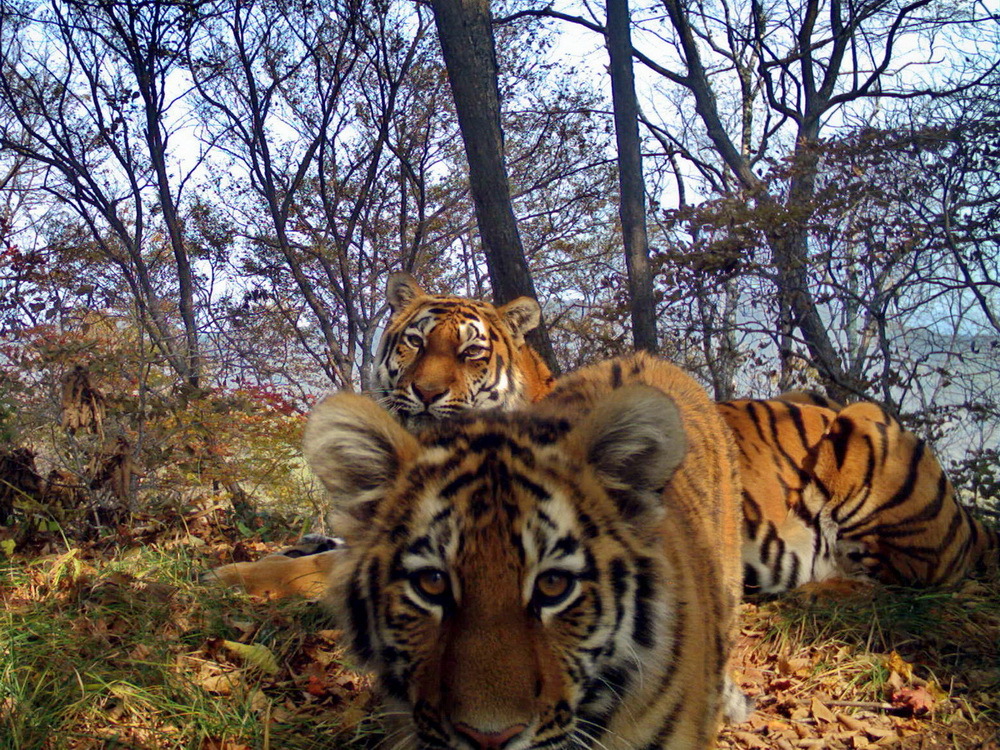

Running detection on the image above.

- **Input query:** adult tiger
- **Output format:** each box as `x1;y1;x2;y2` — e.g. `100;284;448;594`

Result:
374;271;554;428
304;352;745;749
719;396;1000;593
206;274;556;596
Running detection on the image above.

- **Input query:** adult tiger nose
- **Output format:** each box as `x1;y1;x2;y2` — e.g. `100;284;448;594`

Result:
413;382;448;405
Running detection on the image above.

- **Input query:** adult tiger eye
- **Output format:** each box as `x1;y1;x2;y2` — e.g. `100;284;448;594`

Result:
534;571;573;606
414;569;448;599
462;345;489;360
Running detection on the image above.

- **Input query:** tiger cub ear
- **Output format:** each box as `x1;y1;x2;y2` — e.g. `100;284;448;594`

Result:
498;296;542;343
572;385;687;523
303;393;419;521
386;271;426;312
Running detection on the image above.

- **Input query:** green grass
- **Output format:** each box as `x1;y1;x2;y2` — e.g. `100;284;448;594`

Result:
5;522;999;749
0;542;385;750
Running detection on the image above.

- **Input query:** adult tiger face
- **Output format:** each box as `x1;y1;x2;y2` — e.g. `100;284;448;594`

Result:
304;355;741;749
373;272;552;428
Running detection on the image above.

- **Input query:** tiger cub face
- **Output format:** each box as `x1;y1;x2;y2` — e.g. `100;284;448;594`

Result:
302;384;695;750
373;272;544;428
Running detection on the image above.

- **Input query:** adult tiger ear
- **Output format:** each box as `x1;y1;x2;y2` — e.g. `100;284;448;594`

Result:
386;271;426;313
498;296;542;343
572;385;687;523
303;393;420;522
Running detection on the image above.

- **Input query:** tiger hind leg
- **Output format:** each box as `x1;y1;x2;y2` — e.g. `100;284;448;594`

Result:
202;535;343;598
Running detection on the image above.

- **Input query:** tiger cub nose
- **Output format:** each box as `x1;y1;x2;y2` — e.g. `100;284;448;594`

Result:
453;722;527;749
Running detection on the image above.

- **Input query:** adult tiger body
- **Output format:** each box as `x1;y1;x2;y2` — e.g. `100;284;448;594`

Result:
720;396;1000;593
716;396;841;593
803;401;999;587
305;352;745;750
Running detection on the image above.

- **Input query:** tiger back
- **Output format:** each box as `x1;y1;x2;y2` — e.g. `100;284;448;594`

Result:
304;352;745;749
374;272;554;427
720;396;999;593
803;401;1000;587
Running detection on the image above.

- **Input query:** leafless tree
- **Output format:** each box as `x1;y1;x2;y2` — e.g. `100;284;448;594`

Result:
0;0;209;391
606;0;657;352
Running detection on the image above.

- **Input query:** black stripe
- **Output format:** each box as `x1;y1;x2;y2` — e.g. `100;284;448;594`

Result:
440;471;477;498
610;361;623;388
642;690;686;749
347;571;373;661
553;534;579;556
633;555;655;648
830;418;855;468
513;472;550;501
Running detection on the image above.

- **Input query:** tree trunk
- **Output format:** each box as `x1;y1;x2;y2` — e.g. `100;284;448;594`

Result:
428;0;559;372
606;0;657;352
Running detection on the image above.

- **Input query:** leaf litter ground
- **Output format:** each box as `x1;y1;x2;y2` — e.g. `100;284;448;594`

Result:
2;501;998;749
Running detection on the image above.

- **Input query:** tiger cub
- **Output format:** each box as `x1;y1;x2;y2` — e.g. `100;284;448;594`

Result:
719;396;999;593
374;271;555;428
305;352;745;749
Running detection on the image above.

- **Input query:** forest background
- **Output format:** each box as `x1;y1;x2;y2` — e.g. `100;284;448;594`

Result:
2;1;1000;748
1;0;998;536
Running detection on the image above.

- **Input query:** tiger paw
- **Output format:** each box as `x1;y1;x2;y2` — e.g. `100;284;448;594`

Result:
281;534;344;557
722;675;754;724
835;535;880;578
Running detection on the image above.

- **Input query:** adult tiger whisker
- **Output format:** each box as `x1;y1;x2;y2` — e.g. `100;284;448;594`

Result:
373;723;413;750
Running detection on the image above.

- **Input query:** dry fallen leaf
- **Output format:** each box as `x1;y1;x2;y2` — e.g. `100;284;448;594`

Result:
886;651;913;682
305;675;328;697
837;712;865;732
779;656;812;677
196;671;242;695
891;686;935;717
811;697;837;723
731;730;769;748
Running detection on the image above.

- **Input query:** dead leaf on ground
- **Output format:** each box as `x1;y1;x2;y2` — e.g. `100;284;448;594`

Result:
811;696;837;723
891;686;935;717
886;650;914;682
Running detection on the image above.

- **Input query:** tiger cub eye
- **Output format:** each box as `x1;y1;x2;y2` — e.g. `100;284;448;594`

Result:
414;569;448;599
534;571;574;606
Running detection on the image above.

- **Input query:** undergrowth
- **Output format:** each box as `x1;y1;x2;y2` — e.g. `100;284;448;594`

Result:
0;525;382;750
723;577;1000;748
3;503;999;750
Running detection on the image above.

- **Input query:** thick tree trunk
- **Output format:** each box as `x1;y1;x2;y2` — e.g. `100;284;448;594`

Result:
428;0;559;372
606;0;657;352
